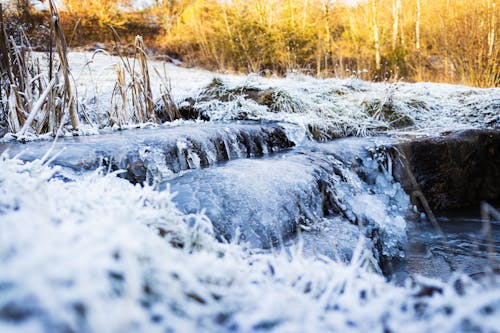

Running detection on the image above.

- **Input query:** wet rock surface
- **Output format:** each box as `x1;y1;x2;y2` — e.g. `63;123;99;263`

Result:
392;129;500;211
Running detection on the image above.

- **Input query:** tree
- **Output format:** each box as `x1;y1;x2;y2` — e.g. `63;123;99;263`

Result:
62;0;131;27
371;0;381;72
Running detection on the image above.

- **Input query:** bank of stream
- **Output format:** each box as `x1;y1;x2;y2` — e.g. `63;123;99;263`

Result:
1;123;498;283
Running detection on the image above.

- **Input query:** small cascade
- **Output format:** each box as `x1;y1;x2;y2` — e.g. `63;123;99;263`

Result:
165;137;412;264
0;122;298;183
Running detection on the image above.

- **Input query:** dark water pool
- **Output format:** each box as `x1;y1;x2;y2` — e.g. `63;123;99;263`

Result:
387;206;500;283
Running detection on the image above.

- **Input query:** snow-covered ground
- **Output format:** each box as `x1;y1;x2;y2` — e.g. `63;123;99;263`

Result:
5;51;496;140
1;155;499;333
67;52;499;138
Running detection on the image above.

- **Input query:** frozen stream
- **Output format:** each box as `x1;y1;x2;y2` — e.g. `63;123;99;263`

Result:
0;122;499;333
1;123;498;280
165;137;410;262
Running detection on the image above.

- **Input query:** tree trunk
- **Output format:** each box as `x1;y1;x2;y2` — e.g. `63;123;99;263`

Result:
302;0;308;30
488;1;496;59
392;0;399;50
372;0;381;72
323;1;332;73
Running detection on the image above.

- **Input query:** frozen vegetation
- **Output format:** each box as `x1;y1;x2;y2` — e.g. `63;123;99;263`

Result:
0;52;499;332
1;52;497;140
1;155;499;333
64;52;499;139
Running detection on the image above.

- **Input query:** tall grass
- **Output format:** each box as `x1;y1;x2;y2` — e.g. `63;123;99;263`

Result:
110;33;179;128
0;1;79;138
0;1;179;138
48;0;499;87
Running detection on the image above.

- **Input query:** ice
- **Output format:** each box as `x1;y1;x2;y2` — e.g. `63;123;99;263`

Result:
165;153;324;248
298;217;367;262
165;137;411;259
0;122;296;183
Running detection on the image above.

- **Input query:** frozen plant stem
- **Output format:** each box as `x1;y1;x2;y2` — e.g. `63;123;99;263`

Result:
17;77;57;137
49;0;80;133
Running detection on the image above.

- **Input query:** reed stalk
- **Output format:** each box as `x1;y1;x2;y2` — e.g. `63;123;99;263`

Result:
48;0;79;132
111;28;179;126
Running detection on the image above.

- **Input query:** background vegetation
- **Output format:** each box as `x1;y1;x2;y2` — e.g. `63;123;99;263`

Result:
4;0;500;87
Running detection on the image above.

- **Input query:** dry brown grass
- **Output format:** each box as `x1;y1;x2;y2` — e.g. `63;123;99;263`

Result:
1;0;181;138
0;1;82;138
110;31;179;127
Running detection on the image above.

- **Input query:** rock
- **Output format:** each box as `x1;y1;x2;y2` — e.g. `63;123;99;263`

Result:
175;98;210;121
392;129;500;210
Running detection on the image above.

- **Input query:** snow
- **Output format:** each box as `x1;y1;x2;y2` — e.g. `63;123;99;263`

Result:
1;52;499;332
5;51;495;140
61;52;499;139
1;152;499;333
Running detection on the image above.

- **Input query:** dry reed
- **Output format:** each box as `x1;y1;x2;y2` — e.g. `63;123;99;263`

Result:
111;29;179;126
0;0;81;138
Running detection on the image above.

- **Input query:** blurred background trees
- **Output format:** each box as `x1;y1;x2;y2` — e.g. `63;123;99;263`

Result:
63;0;131;27
3;0;499;86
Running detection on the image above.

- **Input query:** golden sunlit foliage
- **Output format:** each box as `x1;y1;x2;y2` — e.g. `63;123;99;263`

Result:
155;0;499;86
8;0;500;87
63;0;131;27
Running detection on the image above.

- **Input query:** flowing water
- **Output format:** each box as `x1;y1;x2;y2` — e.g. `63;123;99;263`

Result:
389;207;500;283
1;123;498;280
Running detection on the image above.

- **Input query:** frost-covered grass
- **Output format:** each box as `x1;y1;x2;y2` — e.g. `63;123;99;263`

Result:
66;51;499;140
3;51;497;141
1;155;499;333
190;75;499;138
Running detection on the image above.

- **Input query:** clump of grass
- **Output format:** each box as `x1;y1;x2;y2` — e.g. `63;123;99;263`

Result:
0;0;80;139
111;32;179;127
260;89;304;113
362;84;414;128
200;78;303;114
201;77;233;101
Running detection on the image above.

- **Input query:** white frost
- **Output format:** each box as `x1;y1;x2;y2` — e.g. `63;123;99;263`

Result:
1;155;499;333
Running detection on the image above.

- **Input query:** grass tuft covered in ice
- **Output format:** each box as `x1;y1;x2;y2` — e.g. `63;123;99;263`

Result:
26;52;492;142
1;155;499;333
189;75;499;139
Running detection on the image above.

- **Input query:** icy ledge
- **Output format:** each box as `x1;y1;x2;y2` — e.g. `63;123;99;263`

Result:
0;122;298;183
